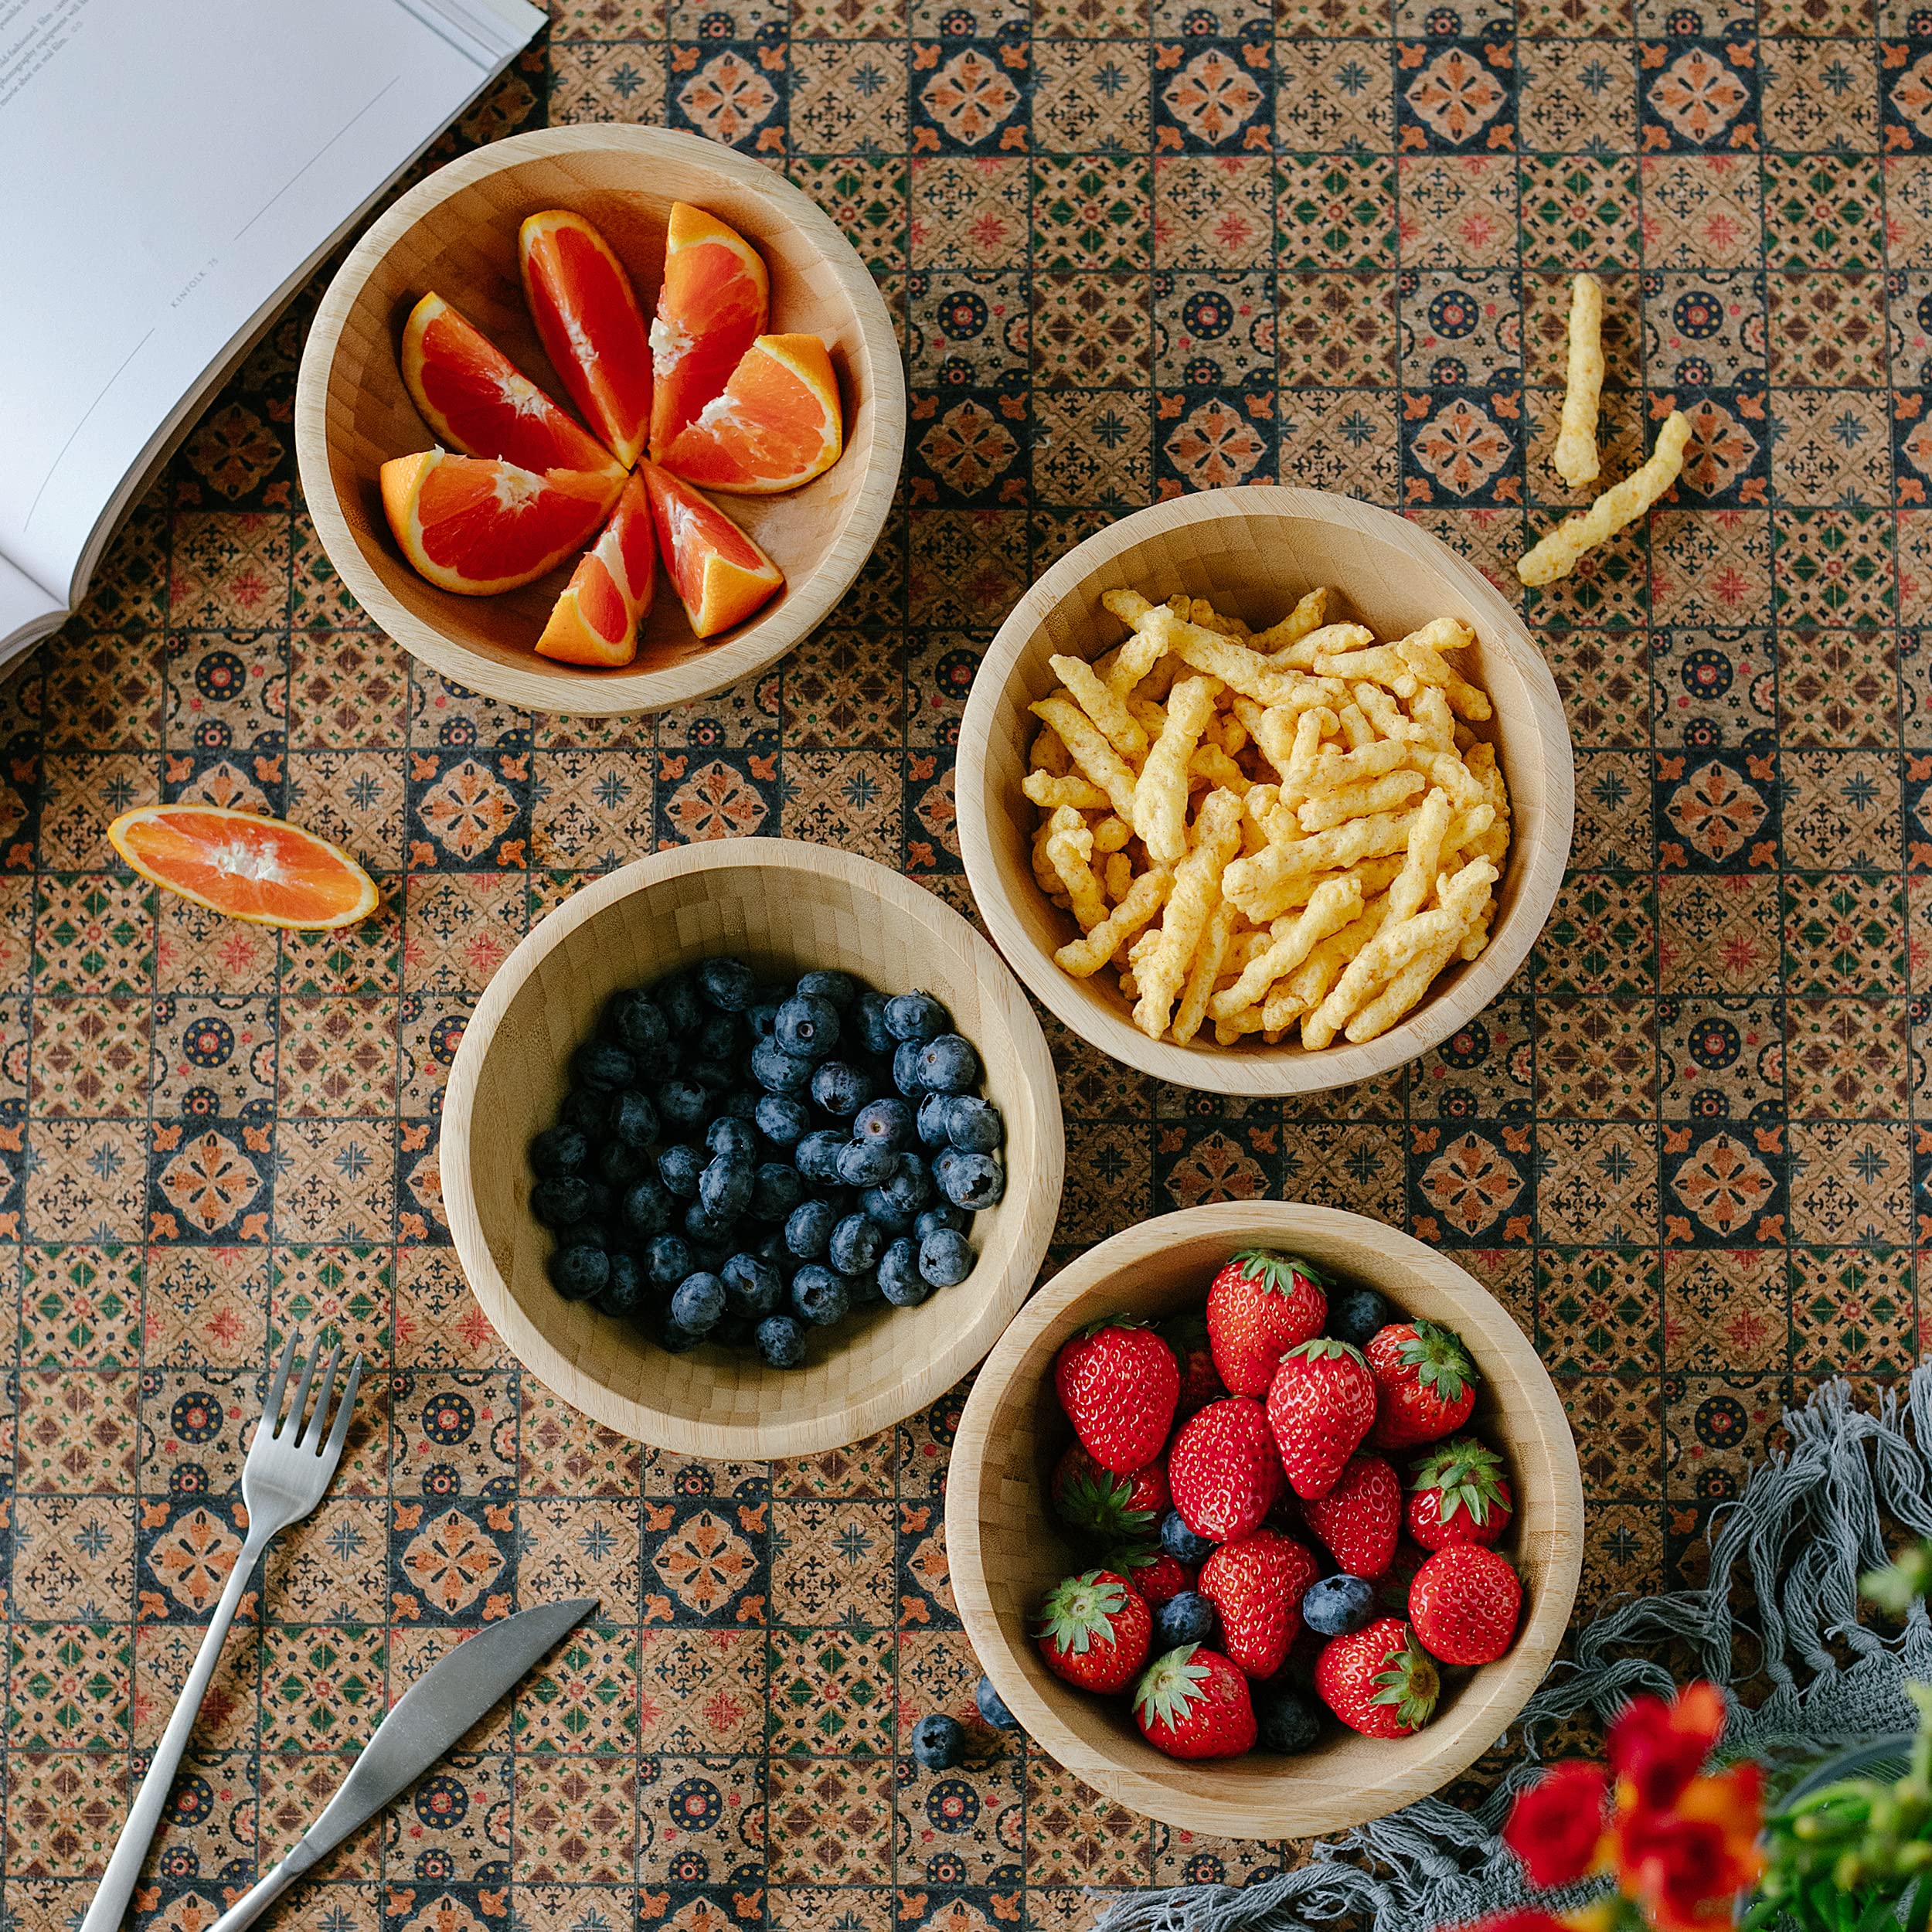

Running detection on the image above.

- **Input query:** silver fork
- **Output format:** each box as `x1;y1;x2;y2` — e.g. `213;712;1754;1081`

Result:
81;1334;362;1932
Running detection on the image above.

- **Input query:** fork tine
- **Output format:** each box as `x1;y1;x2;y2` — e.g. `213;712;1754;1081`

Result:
263;1329;299;1431
298;1344;342;1451
284;1339;324;1441
321;1355;363;1466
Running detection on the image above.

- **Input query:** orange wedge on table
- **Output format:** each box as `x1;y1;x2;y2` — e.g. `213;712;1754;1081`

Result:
641;459;783;638
109;807;379;929
519;210;654;469
656;333;843;496
649;202;770;459
399;293;624;483
537;471;658;668
379;451;621;596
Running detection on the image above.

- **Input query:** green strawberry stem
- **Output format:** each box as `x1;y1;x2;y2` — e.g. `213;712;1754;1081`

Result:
1133;1644;1212;1726
1036;1571;1128;1655
1400;1321;1475;1402
1230;1249;1326;1295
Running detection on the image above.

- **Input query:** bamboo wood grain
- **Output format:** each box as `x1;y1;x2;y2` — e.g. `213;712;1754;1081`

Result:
955;488;1575;1097
948;1202;1584;1840
294;127;905;716
442;840;1064;1459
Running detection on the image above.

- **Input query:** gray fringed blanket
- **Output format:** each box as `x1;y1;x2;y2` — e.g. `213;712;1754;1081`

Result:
1092;1367;1932;1932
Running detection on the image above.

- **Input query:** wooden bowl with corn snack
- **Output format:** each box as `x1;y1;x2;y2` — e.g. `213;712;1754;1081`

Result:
957;488;1573;1097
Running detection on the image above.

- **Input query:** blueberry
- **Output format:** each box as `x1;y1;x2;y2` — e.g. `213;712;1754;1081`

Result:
917;1092;954;1148
877;1236;921;1301
757;1314;807;1368
774;995;840;1060
723;1090;759;1121
848;1264;884;1305
530;1125;589;1177
912;1713;965;1772
791;1264;849;1326
682;1199;733;1245
658;1144;703;1198
597;1146;648;1196
559;1089;608;1134
658;974;702;1034
608;991;671;1063
1252;1684;1323;1754
754;1227;791;1268
892;1041;927;1096
748;1002;781;1039
918;1229;975;1287
609;1090;659;1147
1159;1510;1215;1566
854;992;895;1057
694;1011;739;1063
530;1176;593;1229
547;1243;608;1302
750;1162;803;1221
796;969;857;1008
658;1320;703;1355
658;1080;709;1134
915;1203;968;1241
755;1096;810;1148
621;1176;673;1239
699;1152;754;1221
975;1674;1020;1731
1301;1574;1376;1638
828;1213;883;1276
722;1252;784;1318
751;1039;814;1096
671;1271;726;1333
886;1153;933;1213
595;1251;648;1321
861;1185;915;1233
707;1118;756;1162
853;1097;911;1149
917;1035;978;1094
689;1241;731;1277
586;1179;617;1224
1154;1591;1217;1651
1328;1287;1392;1352
811;1060;872;1117
643;1234;692;1288
794;1130;847;1185
934;1148;1004;1210
696;957;755;1012
944;1096;1002;1154
837;1138;897;1189
572;1039;636;1092
786;1198;837;1260
688;1059;734;1094
714;1312;757;1352
885;992;947;1043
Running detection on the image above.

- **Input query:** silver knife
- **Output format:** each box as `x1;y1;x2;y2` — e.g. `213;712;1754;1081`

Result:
209;1597;597;1932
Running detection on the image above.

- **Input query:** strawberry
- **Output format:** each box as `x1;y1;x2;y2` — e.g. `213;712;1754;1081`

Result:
1265;1338;1377;1500
1035;1569;1152;1692
1054;1319;1179;1475
1315;1617;1440;1738
1300;1453;1401;1580
1406;1437;1513;1551
1159;1311;1226;1417
1113;1543;1194;1607
1051;1443;1171;1545
1197;1529;1320;1678
1206;1250;1327;1396
1365;1321;1477;1451
1409;1545;1521;1665
1167;1396;1284;1542
1131;1645;1257;1759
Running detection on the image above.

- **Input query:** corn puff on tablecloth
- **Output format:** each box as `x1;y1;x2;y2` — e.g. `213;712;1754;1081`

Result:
1;5;1917;1927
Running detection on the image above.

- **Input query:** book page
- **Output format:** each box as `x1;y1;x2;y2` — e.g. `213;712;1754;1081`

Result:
0;0;540;606
0;553;63;666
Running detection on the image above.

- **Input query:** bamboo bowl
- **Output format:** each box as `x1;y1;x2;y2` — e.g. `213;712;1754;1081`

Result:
948;1202;1583;1839
956;488;1573;1096
295;126;904;716
442;840;1064;1460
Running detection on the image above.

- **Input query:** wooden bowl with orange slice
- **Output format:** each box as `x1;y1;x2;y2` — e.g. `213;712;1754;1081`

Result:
295;127;904;716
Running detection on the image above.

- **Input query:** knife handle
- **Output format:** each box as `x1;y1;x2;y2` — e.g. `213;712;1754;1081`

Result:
206;1837;323;1932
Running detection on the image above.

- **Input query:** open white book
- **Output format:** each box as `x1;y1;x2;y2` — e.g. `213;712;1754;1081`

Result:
0;0;544;670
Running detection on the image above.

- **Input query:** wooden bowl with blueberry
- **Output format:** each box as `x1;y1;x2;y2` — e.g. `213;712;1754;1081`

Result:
443;839;1065;1459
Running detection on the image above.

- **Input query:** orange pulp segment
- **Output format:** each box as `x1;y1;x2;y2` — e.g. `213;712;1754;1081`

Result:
519;210;654;469
648;202;770;460
399;292;622;483
537;471;658;668
109;806;379;929
655;333;843;496
380;451;621;596
640;459;784;638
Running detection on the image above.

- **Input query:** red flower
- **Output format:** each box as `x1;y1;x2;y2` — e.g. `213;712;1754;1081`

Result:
1607;1682;1726;1810
1503;1762;1611;1886
1614;1766;1764;1932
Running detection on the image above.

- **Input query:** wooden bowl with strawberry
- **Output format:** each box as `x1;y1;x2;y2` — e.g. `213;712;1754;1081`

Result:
948;1202;1582;1838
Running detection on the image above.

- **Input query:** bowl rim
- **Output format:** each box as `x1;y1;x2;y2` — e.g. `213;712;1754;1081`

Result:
947;1201;1585;1838
293;124;906;716
442;837;1066;1459
955;486;1575;1097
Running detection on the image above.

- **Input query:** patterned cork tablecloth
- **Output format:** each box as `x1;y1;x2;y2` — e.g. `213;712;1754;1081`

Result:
2;0;1917;1925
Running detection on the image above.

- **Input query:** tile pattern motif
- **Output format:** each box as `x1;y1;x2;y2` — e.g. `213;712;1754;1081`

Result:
4;0;1919;1923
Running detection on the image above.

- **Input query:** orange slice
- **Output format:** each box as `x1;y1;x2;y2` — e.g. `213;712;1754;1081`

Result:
109;806;379;929
537;471;658;668
400;292;623;483
641;459;784;638
379;450;621;596
648;202;769;461
519;210;654;469
655;333;843;496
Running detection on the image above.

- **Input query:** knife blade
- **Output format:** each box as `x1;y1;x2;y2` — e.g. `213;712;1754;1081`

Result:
209;1597;597;1932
